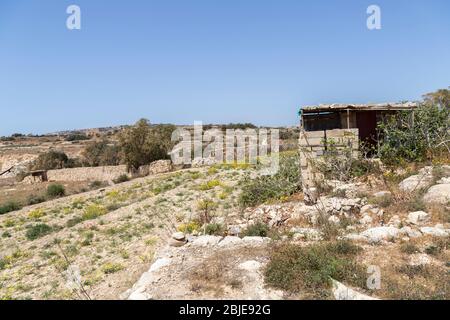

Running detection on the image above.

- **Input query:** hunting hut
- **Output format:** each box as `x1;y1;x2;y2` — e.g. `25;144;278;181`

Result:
299;102;418;145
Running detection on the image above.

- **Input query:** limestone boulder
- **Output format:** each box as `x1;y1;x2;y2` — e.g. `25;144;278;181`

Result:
423;184;450;205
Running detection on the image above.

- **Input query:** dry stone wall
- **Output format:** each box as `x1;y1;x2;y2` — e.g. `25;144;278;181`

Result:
299;128;359;190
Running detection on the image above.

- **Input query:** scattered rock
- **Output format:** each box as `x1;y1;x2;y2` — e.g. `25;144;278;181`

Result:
400;226;422;238
321;197;362;215
191;157;217;168
343;234;367;241
423;184;450;205
332;279;379;300
359;215;373;225
290;227;323;241
128;257;173;300
387;215;401;228
172;232;185;241
227;225;241;236
406;211;430;225
409;254;431;266
373;191;391;198
192;235;223;247
420;227;449;237
238;260;262;272
360;226;400;243
328;216;340;224
437;177;450;184
360;205;383;217
399;167;434;192
169;239;186;247
218;236;242;247
241;236;271;245
149;258;172;272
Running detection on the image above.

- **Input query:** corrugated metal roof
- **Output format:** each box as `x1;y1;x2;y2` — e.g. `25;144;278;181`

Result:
301;102;418;113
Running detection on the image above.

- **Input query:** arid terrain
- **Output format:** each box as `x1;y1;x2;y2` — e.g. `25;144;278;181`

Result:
0;118;449;300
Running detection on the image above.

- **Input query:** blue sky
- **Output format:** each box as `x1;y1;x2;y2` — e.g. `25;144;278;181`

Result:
0;0;449;135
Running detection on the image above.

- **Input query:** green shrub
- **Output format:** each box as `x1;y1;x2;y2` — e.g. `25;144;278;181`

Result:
400;243;420;255
101;262;123;274
313;141;381;182
204;223;223;236
82;204;107;220
177;221;201;234
26;224;53;240
66;217;83;228
241;222;269;237
239;152;301;208
0;202;22;215
264;241;365;298
46;184;65;198
27;195;46;205
82;140;121;167
113;174;130;184
378;103;450;165
32;151;70;170
196;199;218;223
199;179;221;190
65;134;90;142
369;194;393;208
89;180;106;189
118;119;176;171
406;194;426;212
0;257;6;270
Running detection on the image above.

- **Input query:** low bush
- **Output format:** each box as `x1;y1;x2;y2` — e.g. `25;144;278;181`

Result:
204;223;223;236
28;209;46;219
400;242;420;255
89;180;107;189
66;217;83;228
238;152;301;208
0;201;22;215
46;184;66;198
196;199;218;224
65;134;90;142
264;241;365;298
25;224;53;240
113;174;130;184
177;221;201;234
27;195;46;205
101;262;124;274
82;204;107;220
199;180;222;191
241;222;269;237
368;194;393;208
378;103;449;165
313;141;381;182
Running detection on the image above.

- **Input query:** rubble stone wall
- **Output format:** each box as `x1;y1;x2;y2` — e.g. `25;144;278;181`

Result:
299;129;359;188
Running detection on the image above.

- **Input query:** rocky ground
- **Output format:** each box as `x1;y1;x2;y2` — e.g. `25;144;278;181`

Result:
125;164;450;300
1;162;449;300
0;165;250;299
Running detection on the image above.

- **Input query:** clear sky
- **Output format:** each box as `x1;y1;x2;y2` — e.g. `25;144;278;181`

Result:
0;0;449;135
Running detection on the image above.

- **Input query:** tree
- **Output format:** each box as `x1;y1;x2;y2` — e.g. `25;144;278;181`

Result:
32;151;70;170
82;140;121;167
118;119;176;171
378;103;450;164
423;87;450;109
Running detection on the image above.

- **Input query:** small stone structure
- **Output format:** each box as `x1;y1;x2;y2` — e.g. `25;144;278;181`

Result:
299;128;359;203
29;170;48;182
138;160;173;176
22;160;173;184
